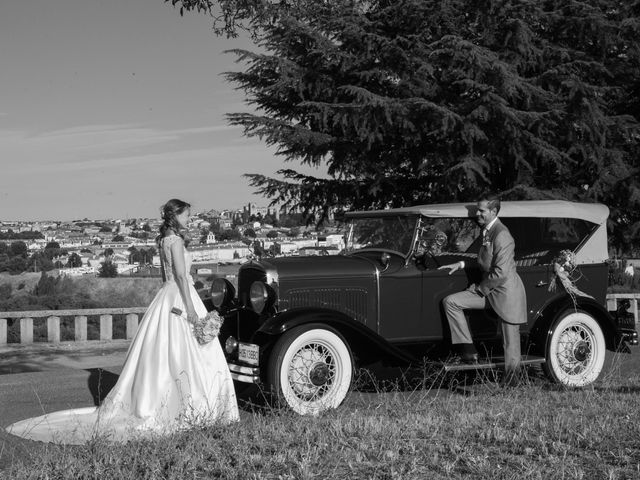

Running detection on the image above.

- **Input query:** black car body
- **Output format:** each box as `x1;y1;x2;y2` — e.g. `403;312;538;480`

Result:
209;201;638;414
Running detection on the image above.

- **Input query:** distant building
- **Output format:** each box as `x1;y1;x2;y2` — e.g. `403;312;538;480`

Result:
243;202;281;222
100;241;132;249
59;265;97;276
187;244;252;263
191;218;211;230
317;234;345;250
58;232;91;247
298;245;341;256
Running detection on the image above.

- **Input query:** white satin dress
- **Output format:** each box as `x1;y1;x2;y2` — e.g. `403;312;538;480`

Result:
6;235;239;444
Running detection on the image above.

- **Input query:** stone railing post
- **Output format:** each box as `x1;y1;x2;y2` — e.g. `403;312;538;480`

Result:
608;293;640;326
75;316;88;341
125;313;139;340
20;317;33;344
631;298;639;326
47;316;61;343
100;314;113;340
0;318;7;345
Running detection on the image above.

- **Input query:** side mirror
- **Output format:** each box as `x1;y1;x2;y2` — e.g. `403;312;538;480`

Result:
380;253;390;268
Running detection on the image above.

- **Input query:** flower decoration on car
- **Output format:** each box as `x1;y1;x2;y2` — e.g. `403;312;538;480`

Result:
416;226;448;256
548;249;593;302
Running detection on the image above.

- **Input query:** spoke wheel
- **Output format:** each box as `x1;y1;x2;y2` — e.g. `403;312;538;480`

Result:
543;311;606;387
267;324;353;415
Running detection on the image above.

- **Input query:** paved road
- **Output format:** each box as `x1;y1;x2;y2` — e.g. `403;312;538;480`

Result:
0;342;130;469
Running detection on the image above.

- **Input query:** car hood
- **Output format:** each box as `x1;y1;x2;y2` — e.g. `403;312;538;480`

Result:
254;254;379;282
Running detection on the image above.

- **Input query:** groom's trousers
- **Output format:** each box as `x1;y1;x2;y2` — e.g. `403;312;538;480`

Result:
443;288;521;375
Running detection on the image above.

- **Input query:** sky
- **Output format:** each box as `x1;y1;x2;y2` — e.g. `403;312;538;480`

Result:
0;0;307;221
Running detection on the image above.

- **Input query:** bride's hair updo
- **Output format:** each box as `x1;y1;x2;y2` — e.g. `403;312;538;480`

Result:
157;198;191;243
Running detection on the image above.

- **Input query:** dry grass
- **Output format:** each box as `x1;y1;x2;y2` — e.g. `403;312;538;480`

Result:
0;272;42;292
0;273;162;311
69;276;162;308
3;360;640;480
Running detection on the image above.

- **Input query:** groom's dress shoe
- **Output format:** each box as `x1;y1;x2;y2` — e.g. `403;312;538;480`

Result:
450;343;480;364
461;353;479;364
446;353;479;365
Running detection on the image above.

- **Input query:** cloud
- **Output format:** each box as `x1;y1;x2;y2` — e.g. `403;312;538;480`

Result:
0;123;244;173
0;122;324;220
0;123;281;219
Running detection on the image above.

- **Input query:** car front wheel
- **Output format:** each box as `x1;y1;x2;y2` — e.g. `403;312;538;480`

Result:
543;311;606;387
266;324;353;415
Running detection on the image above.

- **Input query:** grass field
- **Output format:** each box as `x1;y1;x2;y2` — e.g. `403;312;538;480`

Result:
1;266;638;479
2;350;640;480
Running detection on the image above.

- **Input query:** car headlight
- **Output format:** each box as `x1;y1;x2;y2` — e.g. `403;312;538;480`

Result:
249;281;275;314
225;336;238;354
210;278;236;309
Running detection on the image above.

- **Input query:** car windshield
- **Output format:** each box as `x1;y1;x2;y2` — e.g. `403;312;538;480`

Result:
346;216;417;255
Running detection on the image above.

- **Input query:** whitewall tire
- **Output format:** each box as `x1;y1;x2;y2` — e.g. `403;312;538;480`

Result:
543;311;606;387
267;324;353;415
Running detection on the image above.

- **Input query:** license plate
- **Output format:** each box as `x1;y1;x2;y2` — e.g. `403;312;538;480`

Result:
238;342;260;366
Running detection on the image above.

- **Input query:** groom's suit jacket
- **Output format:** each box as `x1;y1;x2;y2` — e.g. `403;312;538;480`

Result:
472;219;527;325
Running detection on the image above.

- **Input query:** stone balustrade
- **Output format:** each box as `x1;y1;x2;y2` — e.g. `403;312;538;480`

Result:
0;307;147;345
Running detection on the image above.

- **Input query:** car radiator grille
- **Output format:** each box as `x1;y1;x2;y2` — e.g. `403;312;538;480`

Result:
282;287;369;324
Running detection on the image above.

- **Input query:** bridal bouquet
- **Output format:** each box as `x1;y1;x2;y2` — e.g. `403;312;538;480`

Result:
171;307;224;344
192;311;224;345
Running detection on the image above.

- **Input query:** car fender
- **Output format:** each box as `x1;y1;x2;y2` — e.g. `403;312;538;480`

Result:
528;294;618;354
253;307;415;365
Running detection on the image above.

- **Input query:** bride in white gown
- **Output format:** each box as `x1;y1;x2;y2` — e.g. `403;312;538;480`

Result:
6;199;239;444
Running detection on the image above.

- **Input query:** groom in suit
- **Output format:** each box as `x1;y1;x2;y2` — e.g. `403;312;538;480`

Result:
439;194;527;381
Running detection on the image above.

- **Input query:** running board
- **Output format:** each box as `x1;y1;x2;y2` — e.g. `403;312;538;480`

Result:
442;355;545;372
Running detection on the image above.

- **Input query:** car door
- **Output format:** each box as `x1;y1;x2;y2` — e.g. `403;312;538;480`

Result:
501;217;560;333
420;265;472;340
420;216;513;342
377;253;428;340
515;263;553;333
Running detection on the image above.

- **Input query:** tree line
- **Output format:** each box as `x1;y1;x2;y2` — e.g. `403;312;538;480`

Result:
0;230;44;241
0;241;71;274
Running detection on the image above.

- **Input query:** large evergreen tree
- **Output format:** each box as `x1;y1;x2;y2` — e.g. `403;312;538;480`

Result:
174;0;640;250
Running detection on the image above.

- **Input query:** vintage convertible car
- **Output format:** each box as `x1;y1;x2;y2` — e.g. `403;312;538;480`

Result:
208;200;637;415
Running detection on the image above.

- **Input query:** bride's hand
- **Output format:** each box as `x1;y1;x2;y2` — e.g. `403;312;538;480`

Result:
187;309;199;325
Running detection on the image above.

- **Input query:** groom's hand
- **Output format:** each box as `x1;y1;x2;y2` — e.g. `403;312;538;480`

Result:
438;261;464;275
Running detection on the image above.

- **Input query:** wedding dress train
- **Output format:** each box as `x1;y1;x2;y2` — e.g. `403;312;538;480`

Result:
6;235;239;444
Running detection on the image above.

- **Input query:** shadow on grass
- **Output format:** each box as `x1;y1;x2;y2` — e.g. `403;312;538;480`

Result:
232;360;552;415
86;368;120;406
357;360;549;395
592;385;640;394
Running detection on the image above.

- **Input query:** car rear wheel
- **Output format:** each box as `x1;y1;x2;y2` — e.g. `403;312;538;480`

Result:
266;324;353;415
543;311;606;387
